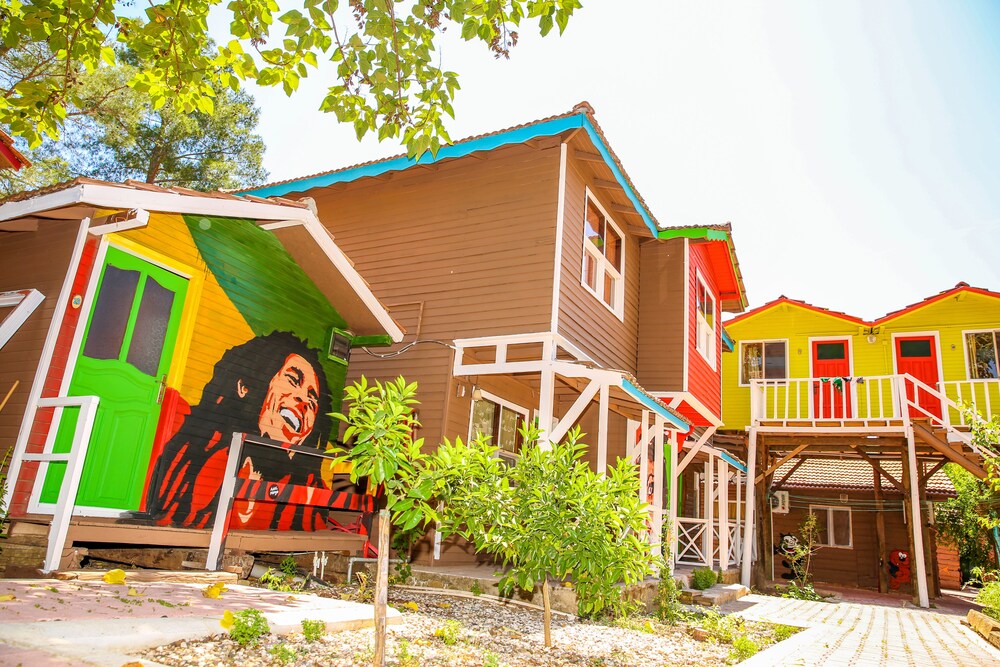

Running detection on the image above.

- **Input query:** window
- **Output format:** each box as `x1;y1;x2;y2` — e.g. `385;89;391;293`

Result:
469;391;529;460
740;340;787;385
966;331;1000;380
581;190;624;318
810;505;852;548
695;272;716;367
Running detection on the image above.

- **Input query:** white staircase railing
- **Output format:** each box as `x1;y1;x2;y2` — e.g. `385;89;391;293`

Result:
941;379;1000;425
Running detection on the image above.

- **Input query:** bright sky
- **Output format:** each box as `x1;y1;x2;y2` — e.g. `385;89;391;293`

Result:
218;1;1000;321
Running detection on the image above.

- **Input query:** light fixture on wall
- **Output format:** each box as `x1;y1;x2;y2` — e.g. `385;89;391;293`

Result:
471;386;482;401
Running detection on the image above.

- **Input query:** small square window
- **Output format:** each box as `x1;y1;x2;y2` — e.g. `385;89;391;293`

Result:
966;331;999;380
740;340;787;385
810;505;852;548
469;391;528;459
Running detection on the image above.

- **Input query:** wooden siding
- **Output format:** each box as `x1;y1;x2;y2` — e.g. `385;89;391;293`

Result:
687;242;722;418
936;541;962;589
771;489;942;592
0;220;80;510
303;143;560;448
636;237;685;391
556;152;641;372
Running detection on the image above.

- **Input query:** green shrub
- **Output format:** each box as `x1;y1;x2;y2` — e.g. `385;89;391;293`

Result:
976;581;1000;620
691;567;717;590
655;577;689;625
267;642;298;665
772;623;798;642
698;609;742;644
729;634;760;661
301;618;325;642
229;608;270;647
433;619;462;645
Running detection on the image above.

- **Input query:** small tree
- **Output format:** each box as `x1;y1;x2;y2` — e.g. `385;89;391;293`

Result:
424;426;654;647
334;376;432;667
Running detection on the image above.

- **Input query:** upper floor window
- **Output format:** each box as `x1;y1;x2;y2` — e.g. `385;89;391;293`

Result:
966;330;1000;380
469;390;528;462
581;190;624;319
740;340;787;385
695;272;716;367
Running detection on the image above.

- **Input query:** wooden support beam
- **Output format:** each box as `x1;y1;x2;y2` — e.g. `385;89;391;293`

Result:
911;421;987;478
593;178;620;190
740;428;758;588
755;443;809;483
917;462;940;598
549;379;600;443
851;447;904;492
904;430;930;608
873;467;889;594
608;202;641;217
920;459;947;485
773;457;806;490
572;149;604;162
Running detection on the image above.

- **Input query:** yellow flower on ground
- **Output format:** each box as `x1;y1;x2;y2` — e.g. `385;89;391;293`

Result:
220;609;235;630
102;569;127;585
203;582;228;599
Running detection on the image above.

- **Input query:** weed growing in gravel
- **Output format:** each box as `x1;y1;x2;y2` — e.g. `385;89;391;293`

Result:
267;642;298;665
279;555;298;576
654;577;691;625
229;609;270;647
482;649;501;667
258;568;299;593
697;609;742;644
301;618;325;642
390;560;413;585
353;645;375;663
469;580;483;596
729;634;760;662
433;619;463;645
772;623;798;642
396;638;420;667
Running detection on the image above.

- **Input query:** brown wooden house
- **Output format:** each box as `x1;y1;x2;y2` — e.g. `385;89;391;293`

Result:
245;103;749;570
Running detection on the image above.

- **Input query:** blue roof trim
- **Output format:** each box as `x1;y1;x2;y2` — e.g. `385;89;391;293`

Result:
241;114;659;235
721;326;735;352
620;379;690;430
718;450;747;473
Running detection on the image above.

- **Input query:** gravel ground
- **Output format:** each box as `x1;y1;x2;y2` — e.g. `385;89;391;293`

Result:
140;586;775;667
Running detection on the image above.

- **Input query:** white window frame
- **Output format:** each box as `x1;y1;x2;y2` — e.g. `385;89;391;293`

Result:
468;389;530;462
809;504;853;549
962;329;1000;381
739;339;789;386
0;289;44;351
695;270;716;369
579;188;625;321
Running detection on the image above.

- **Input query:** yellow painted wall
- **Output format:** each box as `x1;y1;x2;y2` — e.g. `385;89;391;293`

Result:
721;291;1000;429
108;213;253;406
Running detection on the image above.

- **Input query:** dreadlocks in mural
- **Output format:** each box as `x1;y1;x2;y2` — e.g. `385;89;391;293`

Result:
144;331;362;530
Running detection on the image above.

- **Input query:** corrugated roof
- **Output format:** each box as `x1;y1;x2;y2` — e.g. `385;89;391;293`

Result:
0;177;308;209
775;459;955;496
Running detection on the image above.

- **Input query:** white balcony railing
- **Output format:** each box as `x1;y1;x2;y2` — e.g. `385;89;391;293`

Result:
750;375;902;423
677;517;743;568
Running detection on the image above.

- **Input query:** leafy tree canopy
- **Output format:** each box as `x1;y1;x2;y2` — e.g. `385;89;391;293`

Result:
0;1;581;156
1;45;268;196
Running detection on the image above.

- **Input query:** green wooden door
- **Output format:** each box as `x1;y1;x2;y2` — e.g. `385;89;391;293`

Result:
40;246;188;510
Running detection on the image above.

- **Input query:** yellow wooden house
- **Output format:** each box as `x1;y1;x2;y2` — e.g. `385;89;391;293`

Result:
717;283;998;606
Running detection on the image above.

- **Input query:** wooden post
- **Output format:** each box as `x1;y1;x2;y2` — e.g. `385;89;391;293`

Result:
903;431;929;608
652;416;665;562
373;508;390;667
542;578;552;647
537;358;555;450
704;456;714;568
760;444;774;584
596;383;609;473
917;462;940;598
873;466;889;594
668;430;679;574
718;458;730;571
741;428;758;588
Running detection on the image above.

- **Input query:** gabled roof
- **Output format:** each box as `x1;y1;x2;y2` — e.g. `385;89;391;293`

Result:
874;282;1000;325
724;295;866;327
243;102;664;236
658;223;748;312
0;129;30;171
0;177;404;342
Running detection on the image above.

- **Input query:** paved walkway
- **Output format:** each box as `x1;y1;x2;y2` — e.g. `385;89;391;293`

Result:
725;593;1000;666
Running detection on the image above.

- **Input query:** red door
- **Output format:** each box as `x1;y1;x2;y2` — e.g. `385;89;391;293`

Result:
895;336;942;419
812;340;852;418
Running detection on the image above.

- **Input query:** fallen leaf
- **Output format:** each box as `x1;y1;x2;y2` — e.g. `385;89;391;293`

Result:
202;582;227;599
102;569;127;585
0;594;16;602
220;609;235;630
436;602;451;609
402;601;419;612
127;587;141;597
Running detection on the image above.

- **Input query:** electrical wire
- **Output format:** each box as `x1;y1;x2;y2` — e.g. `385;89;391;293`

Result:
360;339;456;358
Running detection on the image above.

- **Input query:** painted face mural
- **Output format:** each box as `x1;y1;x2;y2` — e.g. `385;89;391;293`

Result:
143;332;346;530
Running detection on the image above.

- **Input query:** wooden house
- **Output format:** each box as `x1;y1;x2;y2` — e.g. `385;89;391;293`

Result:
0;178;403;574
719;285;998;605
244;103;749;571
0;129;30;172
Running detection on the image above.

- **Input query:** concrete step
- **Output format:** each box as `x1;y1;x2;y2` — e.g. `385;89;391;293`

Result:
680;582;750;607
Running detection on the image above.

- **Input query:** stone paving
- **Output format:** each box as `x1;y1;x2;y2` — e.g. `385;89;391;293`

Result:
725;593;1000;666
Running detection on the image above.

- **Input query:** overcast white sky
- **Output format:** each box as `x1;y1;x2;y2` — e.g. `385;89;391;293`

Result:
220;1;1000;321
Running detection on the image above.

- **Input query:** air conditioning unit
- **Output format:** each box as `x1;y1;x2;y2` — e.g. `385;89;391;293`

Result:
771;490;790;514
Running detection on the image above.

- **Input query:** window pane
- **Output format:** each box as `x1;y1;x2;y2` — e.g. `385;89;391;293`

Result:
583;252;598;292
470;399;496;441
125;276;176;376
605;224;622;270
764;342;787;379
741;343;762;383
899;339;931;358
967;332;999;380
816;342;845;360
82;265;140;361
812;509;829;545
603;272;615;308
585;201;605;251
497;409;522;454
831;509;851;546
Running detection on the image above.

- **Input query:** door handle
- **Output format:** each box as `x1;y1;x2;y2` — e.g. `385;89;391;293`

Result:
156;375;167;405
